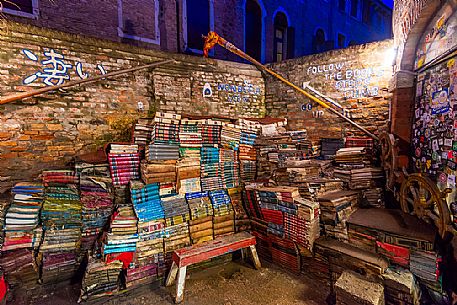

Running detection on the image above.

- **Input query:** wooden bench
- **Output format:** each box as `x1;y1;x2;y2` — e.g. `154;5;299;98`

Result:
165;231;261;303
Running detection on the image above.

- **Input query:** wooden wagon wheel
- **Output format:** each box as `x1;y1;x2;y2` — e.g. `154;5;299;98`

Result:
399;174;452;238
379;133;398;191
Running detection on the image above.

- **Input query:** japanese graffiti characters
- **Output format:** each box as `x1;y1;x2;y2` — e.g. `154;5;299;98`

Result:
22;48;107;86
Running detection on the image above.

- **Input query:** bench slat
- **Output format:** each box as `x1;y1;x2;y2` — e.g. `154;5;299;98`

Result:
172;232;256;267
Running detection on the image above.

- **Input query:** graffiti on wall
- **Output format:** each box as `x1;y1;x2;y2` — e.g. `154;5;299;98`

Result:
306;62;383;99
203;80;262;103
22;48;107;86
300;103;325;118
415;4;457;70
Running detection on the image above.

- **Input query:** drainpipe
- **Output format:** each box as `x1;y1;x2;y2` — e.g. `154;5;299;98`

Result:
176;0;181;53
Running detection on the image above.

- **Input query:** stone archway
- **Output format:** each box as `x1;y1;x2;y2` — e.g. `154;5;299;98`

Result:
390;0;443;154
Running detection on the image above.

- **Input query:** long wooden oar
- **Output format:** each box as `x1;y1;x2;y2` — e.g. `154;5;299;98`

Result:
0;59;175;105
203;32;379;140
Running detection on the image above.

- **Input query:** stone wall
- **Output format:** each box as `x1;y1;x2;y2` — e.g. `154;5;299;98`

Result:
0;21;265;192
265;39;393;142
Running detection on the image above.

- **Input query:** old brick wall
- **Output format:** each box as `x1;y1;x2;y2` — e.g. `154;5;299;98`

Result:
0;21;265;192
265;39;393;141
3;0;392;64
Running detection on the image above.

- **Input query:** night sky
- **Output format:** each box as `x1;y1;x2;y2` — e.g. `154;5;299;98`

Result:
382;0;394;8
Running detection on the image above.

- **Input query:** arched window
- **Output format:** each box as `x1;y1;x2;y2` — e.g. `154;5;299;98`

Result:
245;0;262;62
273;12;288;62
186;0;210;51
313;29;326;53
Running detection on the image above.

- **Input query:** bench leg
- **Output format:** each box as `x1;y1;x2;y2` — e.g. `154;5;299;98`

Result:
165;261;178;287
241;248;247;261
249;245;261;270
175;266;187;304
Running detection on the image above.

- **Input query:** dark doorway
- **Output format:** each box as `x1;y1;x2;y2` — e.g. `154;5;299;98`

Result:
273;12;288;62
313;29;326;53
245;0;262;62
186;0;210;51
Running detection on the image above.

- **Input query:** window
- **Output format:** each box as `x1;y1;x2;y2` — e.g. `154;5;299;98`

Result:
186;0;210;51
313;29;326;53
350;0;359;18
245;0;262;62
338;0;346;12
117;0;160;45
1;0;38;18
338;33;346;48
273;12;288;62
362;0;371;24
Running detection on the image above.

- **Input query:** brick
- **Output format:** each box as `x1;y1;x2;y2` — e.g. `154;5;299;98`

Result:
23;130;39;135
0;141;17;147
46;124;64;131
0;152;18;159
10;146;28;152
30;135;54;141
47;146;66;151
0;132;12;140
18;135;31;141
30;123;46;130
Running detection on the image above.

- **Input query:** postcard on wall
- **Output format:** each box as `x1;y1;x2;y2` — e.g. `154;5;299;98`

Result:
431;88;450;115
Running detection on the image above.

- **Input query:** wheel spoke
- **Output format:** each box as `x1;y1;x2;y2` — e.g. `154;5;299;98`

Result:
425;210;439;223
409;186;418;201
426;197;434;206
406;197;415;208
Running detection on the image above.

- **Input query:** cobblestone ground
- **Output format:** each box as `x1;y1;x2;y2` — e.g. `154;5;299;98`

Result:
16;261;329;305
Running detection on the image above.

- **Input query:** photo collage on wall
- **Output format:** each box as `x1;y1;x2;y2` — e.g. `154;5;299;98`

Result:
412;56;457;227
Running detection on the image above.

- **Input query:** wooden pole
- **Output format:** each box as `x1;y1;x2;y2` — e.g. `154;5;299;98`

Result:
203;32;379;141
0;59;175;105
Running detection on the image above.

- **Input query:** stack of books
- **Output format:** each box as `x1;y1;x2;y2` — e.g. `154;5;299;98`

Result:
179;119;202;147
199;119;222;145
133;118;155;146
318;190;359;240
77;162;113;252
177;146;201;194
151;112;181;145
163;223;190;253
38;228;80;283
79;258;123;301
220;123;241;150
200;146;222;191
161;194;190;227
108;144;140;185
2;183;43;251
210;190;234;238
102;205;138;259
130;181;164;222
219;148;239;189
